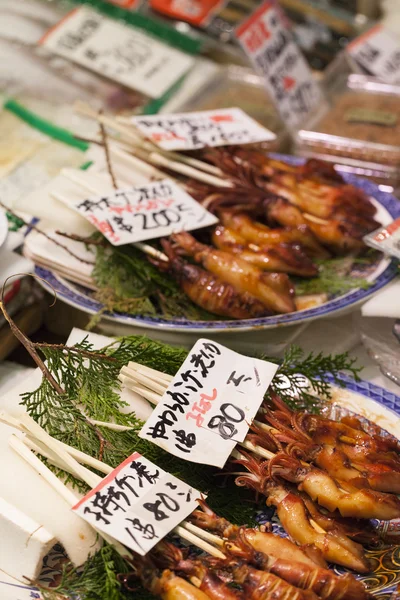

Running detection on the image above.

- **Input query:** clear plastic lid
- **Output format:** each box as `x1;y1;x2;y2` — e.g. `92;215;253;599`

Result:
296;74;400;169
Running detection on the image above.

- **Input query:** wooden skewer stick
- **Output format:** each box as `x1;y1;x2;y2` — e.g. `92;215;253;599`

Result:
173;525;226;559
74;101;224;177
9;434;132;560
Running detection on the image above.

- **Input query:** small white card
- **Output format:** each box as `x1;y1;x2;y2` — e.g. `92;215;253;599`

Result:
64;179;218;246
40;7;194;98
364;217;400;259
347;24;400;85
139;339;278;468
236;1;326;129
131;108;276;150
73;452;200;556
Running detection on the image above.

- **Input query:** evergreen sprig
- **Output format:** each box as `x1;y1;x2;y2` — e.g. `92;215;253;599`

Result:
24;335;361;599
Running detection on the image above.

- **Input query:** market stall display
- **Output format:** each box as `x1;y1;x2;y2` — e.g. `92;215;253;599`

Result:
1;1;400;599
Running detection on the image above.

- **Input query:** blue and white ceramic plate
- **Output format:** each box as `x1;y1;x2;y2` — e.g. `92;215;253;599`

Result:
35;164;400;334
1;377;399;599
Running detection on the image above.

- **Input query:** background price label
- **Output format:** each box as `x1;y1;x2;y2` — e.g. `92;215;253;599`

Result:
364;217;400;259
64;179;218;246
347;25;400;85
235;1;326;130
139;338;278;467
40;7;194;99
132;108;276;151
73;453;200;556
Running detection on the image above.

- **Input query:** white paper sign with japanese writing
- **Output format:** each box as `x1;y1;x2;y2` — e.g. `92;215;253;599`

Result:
73;452;201;555
131;108;276;151
139;339;278;467
40;7;194;98
364;217;400;259
236;2;326;129
347;25;400;85
63;179;218;245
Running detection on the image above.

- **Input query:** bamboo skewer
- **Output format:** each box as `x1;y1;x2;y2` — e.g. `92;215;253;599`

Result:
74;101;224;177
4;412;228;559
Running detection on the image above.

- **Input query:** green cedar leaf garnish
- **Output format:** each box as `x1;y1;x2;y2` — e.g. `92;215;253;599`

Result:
294;257;372;296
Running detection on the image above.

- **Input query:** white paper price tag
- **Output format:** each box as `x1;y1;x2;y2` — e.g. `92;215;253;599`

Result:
131;108;276;151
63;178;218;245
73;453;201;556
39;7;194;98
363;217;400;259
139;339;278;467
235;1;326;130
347;25;400;85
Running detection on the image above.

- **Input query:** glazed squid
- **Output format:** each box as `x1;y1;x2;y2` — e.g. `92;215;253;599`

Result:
119;557;212;600
170;232;296;314
267;453;400;520
212;226;319;277
218;212;329;259
256;403;400;494
153;240;271;319
234;452;370;573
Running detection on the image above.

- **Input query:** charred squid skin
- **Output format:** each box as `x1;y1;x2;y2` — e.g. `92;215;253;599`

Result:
232;563;319;600
169;255;270;320
171;231;296;314
268;558;372;600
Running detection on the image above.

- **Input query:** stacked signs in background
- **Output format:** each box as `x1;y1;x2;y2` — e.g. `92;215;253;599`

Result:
236;1;327;129
347;24;400;84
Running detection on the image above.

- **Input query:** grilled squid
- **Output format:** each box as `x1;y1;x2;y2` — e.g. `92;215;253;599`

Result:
212;226;318;277
218;212;328;259
170;232;296;314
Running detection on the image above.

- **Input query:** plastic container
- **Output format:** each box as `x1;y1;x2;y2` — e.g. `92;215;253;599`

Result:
295;73;400;186
176;64;289;152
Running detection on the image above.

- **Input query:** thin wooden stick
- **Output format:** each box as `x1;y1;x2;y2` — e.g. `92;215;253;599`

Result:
99;110;118;190
87;419;134;432
9;434;132;560
173;525;226;559
75;101;224;177
126;362;173;383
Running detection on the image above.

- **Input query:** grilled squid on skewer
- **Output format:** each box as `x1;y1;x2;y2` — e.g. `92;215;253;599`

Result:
154;542;244;600
190;501;324;568
229;561;319;600
234;452;370;573
218;212;329;259
212;226;318;277
153;241;270;320
120;557;211;600
267;453;400;520
170;232;296;314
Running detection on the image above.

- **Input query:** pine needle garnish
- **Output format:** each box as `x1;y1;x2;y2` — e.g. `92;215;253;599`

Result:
294;257;372;296
92;243;216;320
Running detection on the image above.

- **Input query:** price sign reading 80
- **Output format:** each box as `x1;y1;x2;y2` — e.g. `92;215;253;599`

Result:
140;339;278;468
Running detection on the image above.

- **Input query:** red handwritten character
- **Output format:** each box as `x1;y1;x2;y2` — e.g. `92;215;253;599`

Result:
243;19;270;53
144;200;160;211
186;411;204;427
210;114;234;123
283;76;296;91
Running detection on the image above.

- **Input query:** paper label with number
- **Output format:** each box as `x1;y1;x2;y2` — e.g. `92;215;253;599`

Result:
131;108;276;151
235;1;326;130
63;179;218;245
364;217;400;259
39;7;194;99
139;338;278;467
73;453;201;555
347;25;400;85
